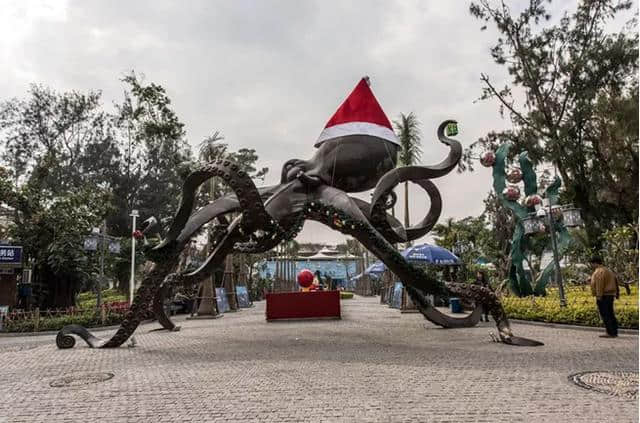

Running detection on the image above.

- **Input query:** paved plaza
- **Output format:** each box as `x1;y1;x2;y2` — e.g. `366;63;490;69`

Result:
0;296;637;422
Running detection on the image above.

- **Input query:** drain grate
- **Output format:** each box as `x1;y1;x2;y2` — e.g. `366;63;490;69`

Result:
50;372;114;388
569;371;638;399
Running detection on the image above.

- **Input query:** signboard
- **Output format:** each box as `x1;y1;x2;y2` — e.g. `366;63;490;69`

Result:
0;245;22;267
236;286;251;308
215;288;230;313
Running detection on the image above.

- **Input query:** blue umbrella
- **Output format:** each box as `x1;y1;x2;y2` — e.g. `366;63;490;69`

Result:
401;243;460;265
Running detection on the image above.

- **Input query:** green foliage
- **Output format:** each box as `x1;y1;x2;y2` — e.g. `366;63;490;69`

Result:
432;215;497;281
502;285;638;329
601;224;639;284
76;289;127;309
466;0;638;247
249;277;272;301
111;72;194;236
1;72;249;305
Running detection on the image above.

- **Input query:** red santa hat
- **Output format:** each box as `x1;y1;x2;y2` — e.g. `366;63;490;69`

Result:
315;77;399;147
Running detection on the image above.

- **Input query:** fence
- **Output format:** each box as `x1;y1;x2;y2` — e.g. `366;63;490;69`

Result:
0;301;131;333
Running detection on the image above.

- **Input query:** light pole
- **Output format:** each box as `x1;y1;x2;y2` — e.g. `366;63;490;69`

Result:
522;202;583;307
129;209;139;305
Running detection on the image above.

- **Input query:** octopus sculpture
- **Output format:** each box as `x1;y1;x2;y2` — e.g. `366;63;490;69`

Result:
56;120;543;349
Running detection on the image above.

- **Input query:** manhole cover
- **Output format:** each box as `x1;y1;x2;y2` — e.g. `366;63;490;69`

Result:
50;372;114;388
569;371;638;399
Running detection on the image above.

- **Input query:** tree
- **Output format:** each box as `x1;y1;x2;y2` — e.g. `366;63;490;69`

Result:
111;72;194;236
431;215;499;282
393;112;422;245
466;0;638;247
0;164;112;308
0;86;114;308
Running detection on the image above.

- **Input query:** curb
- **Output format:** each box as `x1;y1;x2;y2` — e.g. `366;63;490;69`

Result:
510;319;638;335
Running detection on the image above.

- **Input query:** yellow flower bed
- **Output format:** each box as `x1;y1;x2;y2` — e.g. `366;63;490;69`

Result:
501;285;638;329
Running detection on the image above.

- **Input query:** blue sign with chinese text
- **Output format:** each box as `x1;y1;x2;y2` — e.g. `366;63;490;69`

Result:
0;246;22;266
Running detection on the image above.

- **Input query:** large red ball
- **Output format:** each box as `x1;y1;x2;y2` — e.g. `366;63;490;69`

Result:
297;269;314;288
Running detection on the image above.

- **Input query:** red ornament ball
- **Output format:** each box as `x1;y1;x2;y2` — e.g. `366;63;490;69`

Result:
524;194;542;208
506;167;523;183
502;185;520;201
132;230;144;240
480;151;496;167
297;269;314;288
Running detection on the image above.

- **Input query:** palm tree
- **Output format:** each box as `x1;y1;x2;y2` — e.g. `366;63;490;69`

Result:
198;131;227;199
393;113;422;246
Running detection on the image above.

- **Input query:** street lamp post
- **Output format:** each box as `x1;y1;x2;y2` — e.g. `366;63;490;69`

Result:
129;209;139;305
84;223;121;310
522;202;583;307
545;204;566;307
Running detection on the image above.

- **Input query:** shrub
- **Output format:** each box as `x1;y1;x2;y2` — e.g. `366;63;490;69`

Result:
502;285;638;329
340;291;354;300
3;310;125;333
76;289;127;309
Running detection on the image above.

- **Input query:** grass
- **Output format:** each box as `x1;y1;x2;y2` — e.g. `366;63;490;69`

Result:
501;284;638;329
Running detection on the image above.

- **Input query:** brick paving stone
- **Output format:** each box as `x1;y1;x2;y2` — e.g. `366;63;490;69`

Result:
0;296;637;422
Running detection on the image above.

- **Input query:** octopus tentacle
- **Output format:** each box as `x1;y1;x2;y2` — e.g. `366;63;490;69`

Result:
369;170;443;243
56;258;179;348
57;159;264;349
368;119;460;243
305;187;542;346
151;275;182;332
404;285;483;328
156;160;272;251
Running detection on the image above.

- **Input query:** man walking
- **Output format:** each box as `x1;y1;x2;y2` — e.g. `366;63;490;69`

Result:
589;256;619;338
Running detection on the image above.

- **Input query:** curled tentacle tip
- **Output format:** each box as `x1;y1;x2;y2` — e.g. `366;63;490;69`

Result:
56;332;76;349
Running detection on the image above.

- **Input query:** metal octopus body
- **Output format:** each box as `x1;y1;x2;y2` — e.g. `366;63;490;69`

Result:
56;120;543;349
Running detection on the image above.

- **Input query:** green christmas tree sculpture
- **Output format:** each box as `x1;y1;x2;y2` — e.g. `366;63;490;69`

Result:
482;143;572;297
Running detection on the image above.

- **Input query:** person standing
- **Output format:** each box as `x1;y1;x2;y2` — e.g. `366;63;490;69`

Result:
474;271;491;322
589;256;619;338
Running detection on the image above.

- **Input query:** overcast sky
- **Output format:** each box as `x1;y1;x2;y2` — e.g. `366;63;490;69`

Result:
1;1;634;246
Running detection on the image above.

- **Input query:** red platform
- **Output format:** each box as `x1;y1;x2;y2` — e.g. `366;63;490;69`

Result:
266;290;341;321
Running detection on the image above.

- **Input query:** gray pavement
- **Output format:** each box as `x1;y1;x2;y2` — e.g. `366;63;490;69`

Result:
0;296;637;422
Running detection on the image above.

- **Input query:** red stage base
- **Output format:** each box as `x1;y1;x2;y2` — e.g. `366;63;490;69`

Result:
266;290;341;321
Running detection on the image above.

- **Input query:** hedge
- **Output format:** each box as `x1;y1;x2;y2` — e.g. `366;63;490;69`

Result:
3;311;125;333
502;285;638;329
